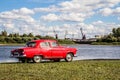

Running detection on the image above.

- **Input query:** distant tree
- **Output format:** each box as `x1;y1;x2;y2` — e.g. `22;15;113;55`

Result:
99;27;120;42
13;37;23;43
44;35;55;39
13;33;20;37
35;35;42;39
0;37;5;43
22;33;28;37
118;37;120;42
28;33;34;37
116;27;120;37
112;27;120;37
8;33;14;37
112;28;116;36
1;30;7;37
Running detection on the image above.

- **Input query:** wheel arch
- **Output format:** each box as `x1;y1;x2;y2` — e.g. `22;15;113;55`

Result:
33;54;44;59
67;52;74;56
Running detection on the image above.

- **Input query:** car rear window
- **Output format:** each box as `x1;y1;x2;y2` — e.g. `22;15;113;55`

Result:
26;42;36;47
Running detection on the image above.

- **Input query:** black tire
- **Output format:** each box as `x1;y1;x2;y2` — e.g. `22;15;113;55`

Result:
33;56;42;63
19;59;27;63
65;53;73;62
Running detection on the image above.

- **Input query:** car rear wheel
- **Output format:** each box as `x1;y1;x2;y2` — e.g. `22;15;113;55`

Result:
33;56;42;63
65;53;73;62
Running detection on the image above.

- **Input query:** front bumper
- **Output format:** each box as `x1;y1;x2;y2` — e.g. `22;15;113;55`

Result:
73;54;77;57
74;56;77;57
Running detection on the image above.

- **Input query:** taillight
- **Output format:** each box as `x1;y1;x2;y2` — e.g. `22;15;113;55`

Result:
19;49;24;55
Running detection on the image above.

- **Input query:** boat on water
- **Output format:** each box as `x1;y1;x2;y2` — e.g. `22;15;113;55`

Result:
73;38;97;44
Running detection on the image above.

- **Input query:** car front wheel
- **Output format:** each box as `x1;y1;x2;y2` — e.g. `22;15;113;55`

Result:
33;56;42;63
65;53;73;62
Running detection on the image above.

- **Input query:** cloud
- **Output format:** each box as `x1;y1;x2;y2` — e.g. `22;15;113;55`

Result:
36;0;120;22
19;7;35;15
41;12;94;22
0;8;34;21
41;13;58;21
114;7;120;15
99;8;113;16
34;5;59;12
0;0;120;39
0;7;38;34
90;21;119;35
99;7;120;16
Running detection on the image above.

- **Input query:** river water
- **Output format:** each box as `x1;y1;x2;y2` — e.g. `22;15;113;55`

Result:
0;45;120;63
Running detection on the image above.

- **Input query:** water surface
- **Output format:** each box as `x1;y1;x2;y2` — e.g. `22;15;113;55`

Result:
0;45;120;63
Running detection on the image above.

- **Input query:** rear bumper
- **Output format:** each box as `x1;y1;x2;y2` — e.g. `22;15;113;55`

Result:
10;54;26;58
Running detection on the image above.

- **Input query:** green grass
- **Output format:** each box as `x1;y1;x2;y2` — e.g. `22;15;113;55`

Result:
0;60;120;80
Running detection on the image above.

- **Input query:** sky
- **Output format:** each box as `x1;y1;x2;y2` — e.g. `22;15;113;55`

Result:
0;0;120;39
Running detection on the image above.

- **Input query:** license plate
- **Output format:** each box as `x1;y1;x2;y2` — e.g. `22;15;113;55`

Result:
14;52;19;55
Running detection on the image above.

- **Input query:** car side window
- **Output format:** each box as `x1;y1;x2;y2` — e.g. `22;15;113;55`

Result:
40;42;50;48
51;42;58;47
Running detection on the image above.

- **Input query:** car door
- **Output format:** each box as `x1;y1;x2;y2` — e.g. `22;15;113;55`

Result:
50;42;65;58
39;42;51;58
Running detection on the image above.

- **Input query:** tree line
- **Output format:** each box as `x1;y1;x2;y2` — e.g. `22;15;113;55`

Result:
0;30;74;44
0;27;119;44
0;30;55;44
97;27;120;42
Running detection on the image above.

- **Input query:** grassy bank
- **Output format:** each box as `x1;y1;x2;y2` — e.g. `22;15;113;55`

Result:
0;60;120;80
91;42;120;45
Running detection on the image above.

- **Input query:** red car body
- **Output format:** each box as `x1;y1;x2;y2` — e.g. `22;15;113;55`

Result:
11;39;77;63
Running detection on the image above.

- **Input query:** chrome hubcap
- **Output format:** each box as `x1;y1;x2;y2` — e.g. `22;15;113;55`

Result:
67;54;72;61
34;56;41;62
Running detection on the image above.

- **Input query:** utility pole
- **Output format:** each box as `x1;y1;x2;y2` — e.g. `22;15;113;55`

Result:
53;27;58;39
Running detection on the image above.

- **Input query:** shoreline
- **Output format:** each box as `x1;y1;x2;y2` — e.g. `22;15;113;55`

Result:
0;43;24;46
91;42;120;45
0;42;120;46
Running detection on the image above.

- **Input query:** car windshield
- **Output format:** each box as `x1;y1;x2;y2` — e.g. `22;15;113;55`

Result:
26;42;36;47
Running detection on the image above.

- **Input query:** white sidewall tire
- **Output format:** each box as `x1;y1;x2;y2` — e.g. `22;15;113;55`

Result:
33;56;42;63
65;54;73;62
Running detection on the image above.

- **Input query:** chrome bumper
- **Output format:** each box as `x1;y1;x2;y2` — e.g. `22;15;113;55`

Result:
10;54;26;58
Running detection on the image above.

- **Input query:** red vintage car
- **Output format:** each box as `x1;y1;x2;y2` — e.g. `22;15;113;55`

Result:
10;39;77;63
